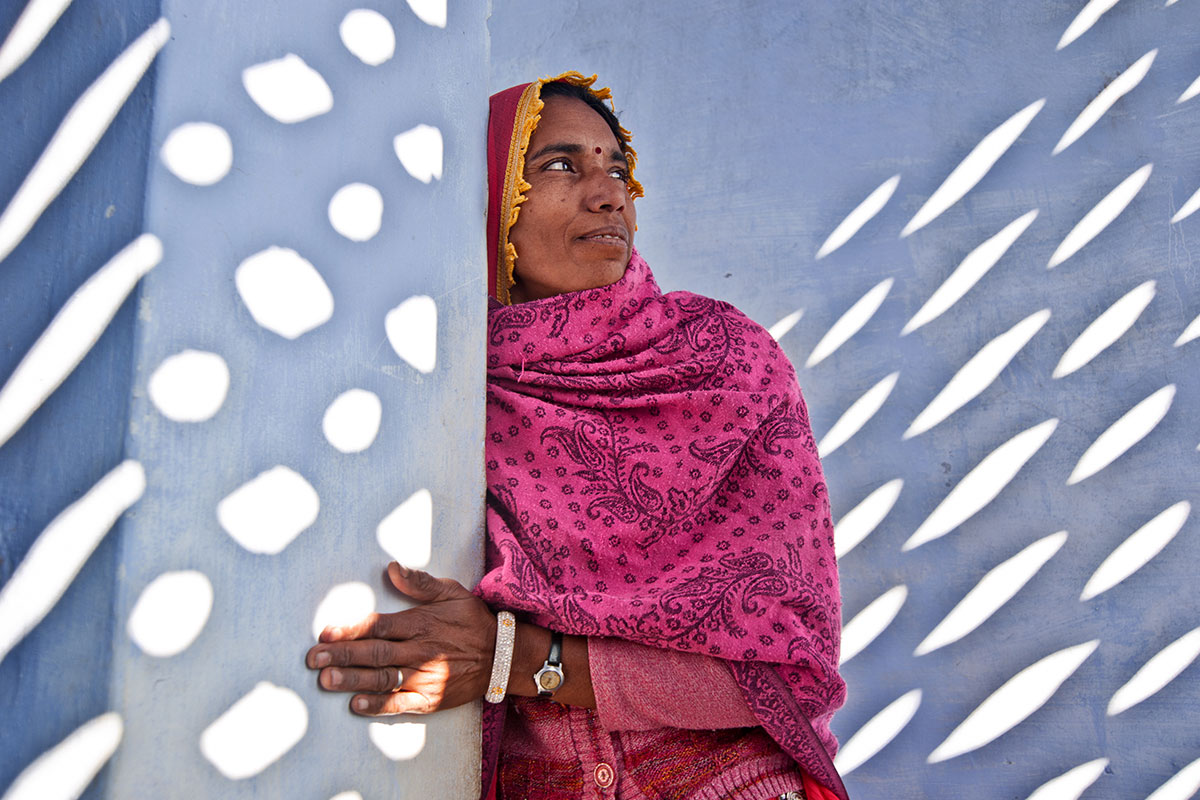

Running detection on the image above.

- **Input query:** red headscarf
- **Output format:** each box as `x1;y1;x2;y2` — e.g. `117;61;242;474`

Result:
480;75;848;800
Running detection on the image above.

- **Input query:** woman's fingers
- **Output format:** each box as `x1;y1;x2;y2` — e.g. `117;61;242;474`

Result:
350;690;435;717
318;608;417;643
307;637;410;670
319;665;403;694
317;664;441;715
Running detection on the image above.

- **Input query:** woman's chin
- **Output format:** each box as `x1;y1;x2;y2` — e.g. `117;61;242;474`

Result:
512;258;630;302
561;257;628;292
590;259;629;289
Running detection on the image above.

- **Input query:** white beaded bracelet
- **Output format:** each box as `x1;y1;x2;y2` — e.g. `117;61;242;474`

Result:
485;611;516;704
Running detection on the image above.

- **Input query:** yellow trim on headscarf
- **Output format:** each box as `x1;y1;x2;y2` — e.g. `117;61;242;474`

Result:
495;71;644;305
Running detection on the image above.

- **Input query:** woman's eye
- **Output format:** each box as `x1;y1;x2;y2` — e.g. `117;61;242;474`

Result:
545;160;572;172
609;168;629;181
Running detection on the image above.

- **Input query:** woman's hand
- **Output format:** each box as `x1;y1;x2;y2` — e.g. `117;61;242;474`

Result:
305;562;497;716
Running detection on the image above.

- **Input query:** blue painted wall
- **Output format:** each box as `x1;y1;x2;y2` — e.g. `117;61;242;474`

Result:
0;1;159;796
492;2;1200;798
4;1;1199;798
105;1;487;796
2;0;487;797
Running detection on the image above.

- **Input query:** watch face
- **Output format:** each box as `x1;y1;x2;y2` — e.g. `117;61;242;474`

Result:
538;671;562;691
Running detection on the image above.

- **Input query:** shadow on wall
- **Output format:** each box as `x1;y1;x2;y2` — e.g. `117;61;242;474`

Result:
0;0;486;798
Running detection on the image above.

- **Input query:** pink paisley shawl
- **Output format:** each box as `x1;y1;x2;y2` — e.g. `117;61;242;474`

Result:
478;249;848;799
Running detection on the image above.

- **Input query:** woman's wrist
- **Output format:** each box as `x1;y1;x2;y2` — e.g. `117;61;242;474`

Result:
507;622;595;708
507;622;550;697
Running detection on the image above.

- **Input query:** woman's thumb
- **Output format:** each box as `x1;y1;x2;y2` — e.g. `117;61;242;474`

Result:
387;562;457;602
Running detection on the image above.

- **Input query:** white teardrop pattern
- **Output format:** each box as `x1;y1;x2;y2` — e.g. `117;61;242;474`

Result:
1057;0;1123;50
818;372;900;457
901;100;1044;238
0;234;161;448
1053;49;1156;155
1171;182;1200;224
1047;164;1153;269
0;712;123;800
0;19;169;263
0;0;76;84
1066;384;1175;486
927;641;1099;763
1080;501;1190;601
1107;625;1200;716
833;478;904;559
904;310;1049;439
841;584;908;664
902;210;1038;336
767;308;804;341
1053;281;1155;379
1177;72;1200;104
1145;757;1200;800
806;279;892;368
0;460;145;665
834;689;923;776
1023;758;1109;800
905;419;1058;551
914;531;1067;656
816;175;900;259
1175;312;1200;347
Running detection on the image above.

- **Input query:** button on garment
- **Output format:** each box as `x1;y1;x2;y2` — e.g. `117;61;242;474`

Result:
499;699;617;798
497;696;809;800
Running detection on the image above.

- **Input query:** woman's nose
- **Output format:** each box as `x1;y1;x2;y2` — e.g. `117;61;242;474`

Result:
583;169;626;212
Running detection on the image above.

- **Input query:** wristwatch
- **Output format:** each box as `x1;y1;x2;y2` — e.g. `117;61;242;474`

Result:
533;631;565;696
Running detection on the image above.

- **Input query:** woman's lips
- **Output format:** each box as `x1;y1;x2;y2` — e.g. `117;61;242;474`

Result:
577;228;628;246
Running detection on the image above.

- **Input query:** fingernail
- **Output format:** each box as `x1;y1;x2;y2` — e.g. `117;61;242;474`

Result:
354;697;368;711
314;652;330;667
328;668;342;687
329;627;343;638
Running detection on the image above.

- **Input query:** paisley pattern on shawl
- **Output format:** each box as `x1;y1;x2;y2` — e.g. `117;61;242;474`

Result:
479;249;847;798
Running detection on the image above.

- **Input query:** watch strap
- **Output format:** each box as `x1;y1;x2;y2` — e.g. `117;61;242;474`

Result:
535;631;566;696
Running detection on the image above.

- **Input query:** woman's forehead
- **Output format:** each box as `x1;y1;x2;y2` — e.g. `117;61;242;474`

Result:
534;95;623;150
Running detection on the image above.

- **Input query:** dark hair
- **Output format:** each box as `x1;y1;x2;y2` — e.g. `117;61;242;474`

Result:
539;81;626;153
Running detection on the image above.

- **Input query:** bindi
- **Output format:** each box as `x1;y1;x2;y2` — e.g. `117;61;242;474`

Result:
595;146;602;154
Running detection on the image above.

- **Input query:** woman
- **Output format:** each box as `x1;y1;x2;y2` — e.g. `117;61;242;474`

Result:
306;72;847;800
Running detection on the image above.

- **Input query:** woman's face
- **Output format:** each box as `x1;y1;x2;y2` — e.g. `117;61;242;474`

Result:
507;95;637;303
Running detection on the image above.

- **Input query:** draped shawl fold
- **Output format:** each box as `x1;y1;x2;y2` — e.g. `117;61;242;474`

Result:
480;74;847;800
